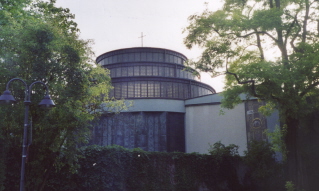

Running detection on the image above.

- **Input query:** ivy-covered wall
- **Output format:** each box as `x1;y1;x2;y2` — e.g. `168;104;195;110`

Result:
45;143;284;191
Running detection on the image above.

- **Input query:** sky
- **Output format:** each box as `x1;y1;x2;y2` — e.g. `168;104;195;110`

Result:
55;0;225;92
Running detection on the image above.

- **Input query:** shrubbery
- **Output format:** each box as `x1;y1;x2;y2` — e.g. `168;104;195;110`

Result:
42;141;284;191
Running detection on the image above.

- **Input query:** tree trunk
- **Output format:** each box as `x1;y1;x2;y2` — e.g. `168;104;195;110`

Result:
285;108;319;191
285;117;302;189
296;110;319;191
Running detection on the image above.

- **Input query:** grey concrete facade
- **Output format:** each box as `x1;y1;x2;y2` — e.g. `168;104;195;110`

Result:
185;102;247;155
184;94;280;155
124;99;185;113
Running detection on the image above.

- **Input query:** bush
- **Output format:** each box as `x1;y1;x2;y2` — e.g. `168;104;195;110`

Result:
243;141;285;191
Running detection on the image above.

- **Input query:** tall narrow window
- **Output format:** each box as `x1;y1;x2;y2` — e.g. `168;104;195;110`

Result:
169;67;174;77
129;53;135;61
173;83;179;98
148;81;154;97
122;67;128;77
161;82;167;97
165;67;169;77
121;82;128;98
135;82;141;97
154;82;160;97
141;81;147;97
134;66;140;76
158;53;164;62
110;68;115;78
179;83;185;99
128;82;134;98
146;66;152;76
159;66;164;76
123;54;129;62
153;53;159;62
147;53;152;61
153;65;159;76
116;67;121;77
169;55;174;63
167;82;173;98
141;52;147;61
118;54;123;62
140;66;146;76
128;66;133;76
134;53;140;61
114;84;121;98
174;56;178;64
165;54;170;62
109;88;114;98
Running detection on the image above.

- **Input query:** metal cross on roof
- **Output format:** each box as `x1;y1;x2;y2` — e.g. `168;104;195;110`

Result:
139;32;146;47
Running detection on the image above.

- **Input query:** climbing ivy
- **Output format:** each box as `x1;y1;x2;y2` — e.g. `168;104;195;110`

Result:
40;142;284;191
43;145;243;191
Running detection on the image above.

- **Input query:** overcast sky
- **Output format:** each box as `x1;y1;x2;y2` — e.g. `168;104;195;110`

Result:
55;0;225;92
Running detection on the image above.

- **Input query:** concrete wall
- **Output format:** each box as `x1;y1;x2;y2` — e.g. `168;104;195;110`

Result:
124;99;185;113
185;103;247;155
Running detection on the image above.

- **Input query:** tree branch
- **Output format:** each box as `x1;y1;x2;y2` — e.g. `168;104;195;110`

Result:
225;63;281;101
289;14;302;52
302;0;310;43
299;81;319;97
237;31;278;43
254;28;265;60
225;63;259;97
269;0;274;8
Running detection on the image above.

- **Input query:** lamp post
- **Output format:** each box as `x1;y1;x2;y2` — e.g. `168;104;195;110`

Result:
0;78;55;191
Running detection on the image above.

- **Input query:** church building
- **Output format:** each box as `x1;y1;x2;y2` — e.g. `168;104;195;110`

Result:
92;47;279;155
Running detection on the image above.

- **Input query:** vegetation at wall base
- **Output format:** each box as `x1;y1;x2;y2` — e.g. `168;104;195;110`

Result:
40;142;284;191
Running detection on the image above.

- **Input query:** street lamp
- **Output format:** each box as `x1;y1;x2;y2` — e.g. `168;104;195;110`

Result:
0;78;55;191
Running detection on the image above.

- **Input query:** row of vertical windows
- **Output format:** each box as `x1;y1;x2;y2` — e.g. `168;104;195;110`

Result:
109;65;195;80
110;81;212;99
100;52;184;65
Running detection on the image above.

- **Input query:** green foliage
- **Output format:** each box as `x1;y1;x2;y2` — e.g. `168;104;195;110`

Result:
285;180;307;191
244;141;279;178
184;0;319;117
285;181;296;191
0;1;127;191
42;143;288;191
244;141;285;190
258;102;276;116
208;141;239;158
46;145;245;191
265;125;288;161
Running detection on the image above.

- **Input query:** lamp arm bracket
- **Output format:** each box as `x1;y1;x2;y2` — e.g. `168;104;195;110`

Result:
29;81;50;97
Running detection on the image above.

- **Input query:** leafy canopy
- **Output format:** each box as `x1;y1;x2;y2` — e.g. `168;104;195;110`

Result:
0;1;127;191
184;0;319;118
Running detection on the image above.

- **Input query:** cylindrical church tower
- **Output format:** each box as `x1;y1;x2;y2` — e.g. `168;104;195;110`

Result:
96;47;215;99
93;47;216;152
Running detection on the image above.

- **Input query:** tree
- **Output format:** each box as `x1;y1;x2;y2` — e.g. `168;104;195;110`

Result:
184;0;319;189
0;1;127;190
